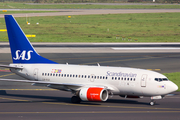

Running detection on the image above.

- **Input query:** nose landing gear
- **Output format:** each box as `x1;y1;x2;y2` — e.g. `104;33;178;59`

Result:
150;95;162;106
150;100;155;106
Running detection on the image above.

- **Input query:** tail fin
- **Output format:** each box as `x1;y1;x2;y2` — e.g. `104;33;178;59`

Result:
4;15;57;64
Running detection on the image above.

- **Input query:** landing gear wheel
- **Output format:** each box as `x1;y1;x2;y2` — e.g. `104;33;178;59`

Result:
150;101;154;106
71;96;81;103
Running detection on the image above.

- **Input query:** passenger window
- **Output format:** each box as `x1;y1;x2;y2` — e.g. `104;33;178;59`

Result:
61;74;63;77
64;74;66;77
53;74;55;76
94;76;96;79
121;77;123;80
82;75;83;78
112;77;114;80
97;76;99;79
45;73;47;76
67;74;69;77
70;74;72;77
59;74;61;77
103;76;105;79
85;75;86;78
73;75;75;77
100;76;102;79
115;77;117;80
50;73;52;76
88;76;90;78
159;78;162;82
127;78;129;81
133;78;135;81
130;78;132;81
118;77;120;80
124;78;126;80
106;77;108;79
76;75;78;78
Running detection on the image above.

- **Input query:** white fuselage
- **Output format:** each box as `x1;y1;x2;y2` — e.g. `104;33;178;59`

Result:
10;63;178;97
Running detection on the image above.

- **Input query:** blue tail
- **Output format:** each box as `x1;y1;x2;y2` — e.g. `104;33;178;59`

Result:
4;15;57;64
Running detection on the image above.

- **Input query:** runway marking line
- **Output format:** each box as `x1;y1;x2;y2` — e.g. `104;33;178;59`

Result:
0;73;15;78
0;111;179;114
43;102;180;111
0;97;29;102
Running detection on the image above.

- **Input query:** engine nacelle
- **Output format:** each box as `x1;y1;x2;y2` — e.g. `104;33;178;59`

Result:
79;87;108;101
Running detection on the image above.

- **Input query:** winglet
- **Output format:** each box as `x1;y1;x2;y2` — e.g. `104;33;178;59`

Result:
4;15;57;64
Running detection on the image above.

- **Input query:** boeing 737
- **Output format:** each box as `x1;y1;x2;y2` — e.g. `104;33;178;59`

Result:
0;15;178;106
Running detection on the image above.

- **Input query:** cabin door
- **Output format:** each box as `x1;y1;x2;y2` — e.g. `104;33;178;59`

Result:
141;74;147;87
33;68;39;81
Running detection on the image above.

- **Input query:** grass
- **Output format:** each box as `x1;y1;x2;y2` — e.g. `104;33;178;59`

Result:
0;2;180;9
0;12;180;42
0;11;58;14
164;72;180;91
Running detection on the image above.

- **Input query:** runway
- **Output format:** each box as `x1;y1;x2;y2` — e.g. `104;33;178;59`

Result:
0;90;179;120
0;9;180;18
1;43;180;53
0;52;180;120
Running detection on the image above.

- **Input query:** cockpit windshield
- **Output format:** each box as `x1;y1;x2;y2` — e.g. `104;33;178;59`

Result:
155;78;169;82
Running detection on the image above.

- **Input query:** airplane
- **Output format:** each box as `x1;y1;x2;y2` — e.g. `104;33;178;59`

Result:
0;15;178;106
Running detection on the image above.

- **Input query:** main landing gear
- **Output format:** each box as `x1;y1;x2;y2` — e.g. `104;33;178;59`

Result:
71;96;81;103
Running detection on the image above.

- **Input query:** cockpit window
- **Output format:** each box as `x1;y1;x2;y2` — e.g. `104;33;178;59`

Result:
163;78;168;81
155;78;169;82
155;78;158;81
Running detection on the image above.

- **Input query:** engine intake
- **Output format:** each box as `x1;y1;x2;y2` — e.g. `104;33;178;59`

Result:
79;87;108;101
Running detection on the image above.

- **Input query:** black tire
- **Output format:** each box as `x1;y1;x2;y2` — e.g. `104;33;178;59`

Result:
71;96;81;103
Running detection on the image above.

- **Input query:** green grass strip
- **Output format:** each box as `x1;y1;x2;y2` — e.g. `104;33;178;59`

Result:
0;2;180;9
0;12;180;42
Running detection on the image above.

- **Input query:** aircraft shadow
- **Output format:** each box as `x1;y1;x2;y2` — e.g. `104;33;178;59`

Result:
0;90;154;106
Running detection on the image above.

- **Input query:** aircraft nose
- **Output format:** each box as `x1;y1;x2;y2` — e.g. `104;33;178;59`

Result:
168;82;178;93
173;83;178;91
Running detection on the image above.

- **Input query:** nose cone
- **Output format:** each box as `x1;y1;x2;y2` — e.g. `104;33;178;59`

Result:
173;83;178;91
168;81;178;93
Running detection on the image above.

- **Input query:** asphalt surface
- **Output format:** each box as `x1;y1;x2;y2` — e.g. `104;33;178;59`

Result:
0;9;180;18
0;52;180;119
1;43;180;53
1;42;180;47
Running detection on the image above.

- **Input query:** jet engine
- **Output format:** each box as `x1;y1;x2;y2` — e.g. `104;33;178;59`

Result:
79;87;108;101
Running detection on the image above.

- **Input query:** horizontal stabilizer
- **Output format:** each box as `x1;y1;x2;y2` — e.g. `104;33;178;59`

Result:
0;64;23;69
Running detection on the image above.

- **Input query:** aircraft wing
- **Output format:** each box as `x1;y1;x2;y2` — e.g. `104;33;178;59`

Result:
0;78;110;91
0;78;83;87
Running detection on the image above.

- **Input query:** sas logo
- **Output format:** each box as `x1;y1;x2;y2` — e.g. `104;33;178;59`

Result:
13;50;33;60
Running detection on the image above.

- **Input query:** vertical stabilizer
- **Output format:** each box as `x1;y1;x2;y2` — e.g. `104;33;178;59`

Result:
4;15;57;64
